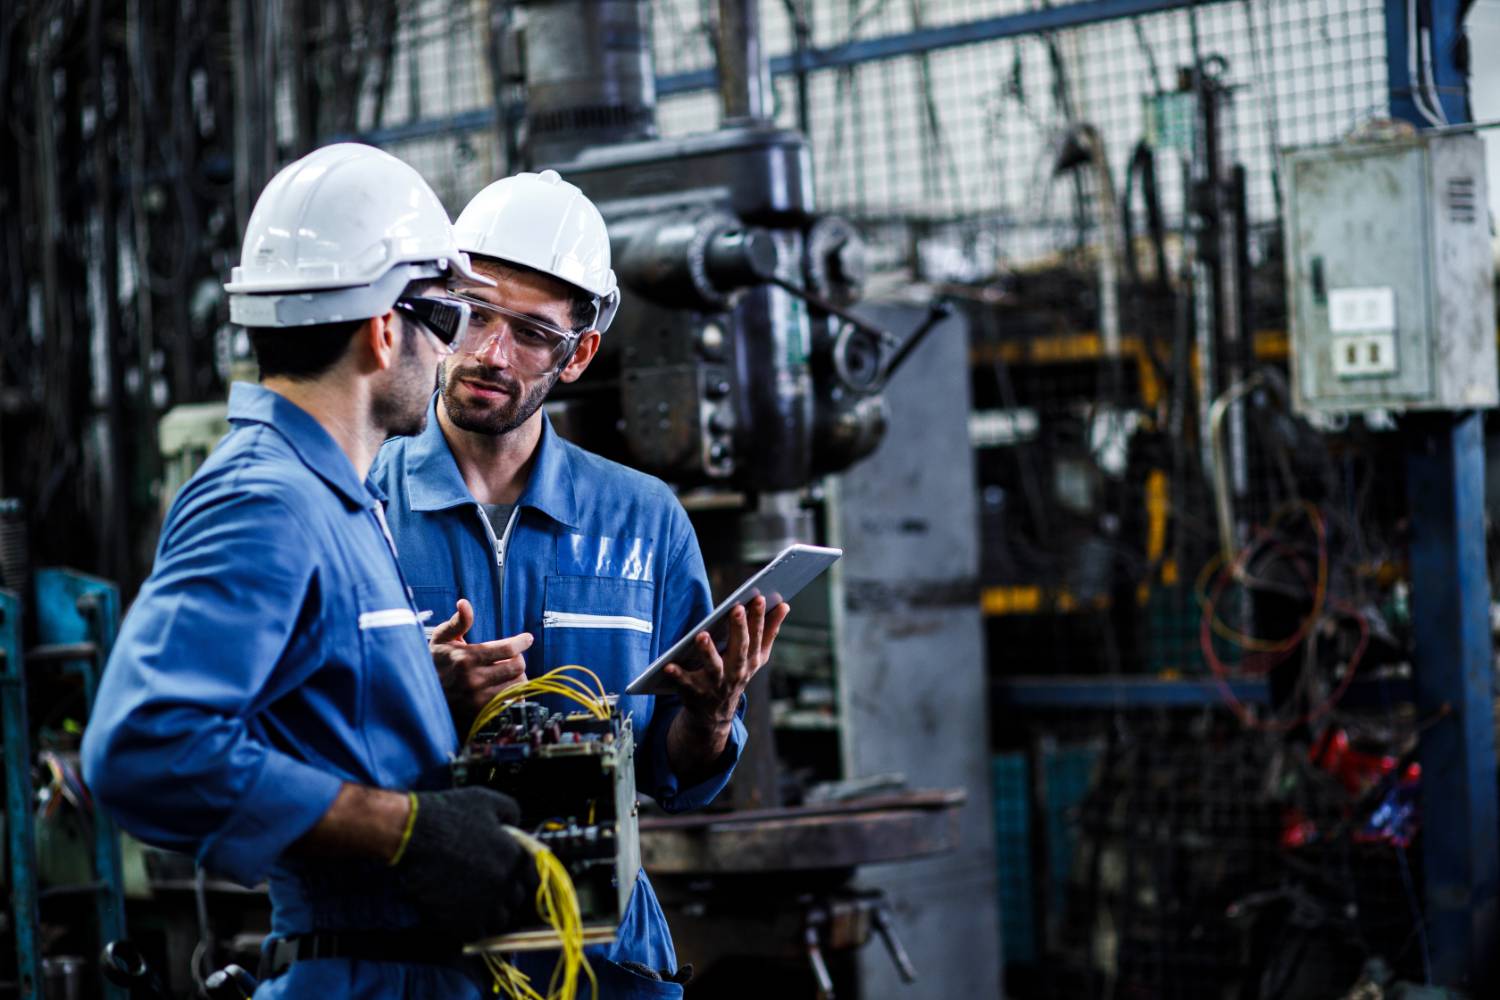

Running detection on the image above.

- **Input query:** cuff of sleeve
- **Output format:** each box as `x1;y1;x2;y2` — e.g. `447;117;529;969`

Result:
198;752;344;886
648;696;747;814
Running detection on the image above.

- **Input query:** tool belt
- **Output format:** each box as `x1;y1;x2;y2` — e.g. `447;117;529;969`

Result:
258;930;462;979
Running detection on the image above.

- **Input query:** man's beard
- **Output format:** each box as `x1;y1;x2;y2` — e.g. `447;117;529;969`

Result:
438;358;559;437
373;331;434;438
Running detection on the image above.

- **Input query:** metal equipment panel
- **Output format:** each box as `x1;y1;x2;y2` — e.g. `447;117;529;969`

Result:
832;303;1002;999
1286;142;1433;407
1285;134;1498;412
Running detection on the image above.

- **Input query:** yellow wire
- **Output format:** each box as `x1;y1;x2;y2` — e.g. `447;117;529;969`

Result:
516;685;606;720
549;664;608;700
467;667;612;741
485;828;598;1000
523;680;607;709
473;671;605;720
530;673;595;699
486;955;544;1000
534;674;608;706
467;671;609;743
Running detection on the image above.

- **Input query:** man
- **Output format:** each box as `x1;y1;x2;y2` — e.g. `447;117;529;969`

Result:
83;144;541;997
370;169;790;996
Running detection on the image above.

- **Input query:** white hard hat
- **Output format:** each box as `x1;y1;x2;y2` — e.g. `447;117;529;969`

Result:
224;143;491;328
453;170;621;333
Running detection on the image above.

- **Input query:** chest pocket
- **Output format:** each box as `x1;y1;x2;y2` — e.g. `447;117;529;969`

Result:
542;576;655;691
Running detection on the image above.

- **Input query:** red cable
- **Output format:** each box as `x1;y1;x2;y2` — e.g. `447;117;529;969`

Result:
1201;599;1369;732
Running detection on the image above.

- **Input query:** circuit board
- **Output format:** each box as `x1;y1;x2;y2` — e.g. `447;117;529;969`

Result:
451;699;639;951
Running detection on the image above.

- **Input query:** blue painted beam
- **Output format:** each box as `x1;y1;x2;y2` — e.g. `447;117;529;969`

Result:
1386;0;1498;988
353;109;496;148
1384;0;1470;126
658;0;1211;96
992;674;1415;710
355;0;1221;148
1404;414;1499;989
993;675;1271;709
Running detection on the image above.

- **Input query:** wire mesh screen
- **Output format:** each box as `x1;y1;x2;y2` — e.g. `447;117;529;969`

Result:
254;1;1316;308
269;0;503;208
652;0;1387;278
286;0;1387;272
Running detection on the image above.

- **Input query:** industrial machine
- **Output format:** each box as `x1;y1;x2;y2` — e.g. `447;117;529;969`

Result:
515;0;943;550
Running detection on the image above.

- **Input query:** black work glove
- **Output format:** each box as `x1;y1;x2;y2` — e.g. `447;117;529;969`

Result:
620;962;693;984
393;787;540;942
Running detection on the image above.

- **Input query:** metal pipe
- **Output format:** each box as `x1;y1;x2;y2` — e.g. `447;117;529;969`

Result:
715;0;773;122
521;0;659;164
1207;371;1267;569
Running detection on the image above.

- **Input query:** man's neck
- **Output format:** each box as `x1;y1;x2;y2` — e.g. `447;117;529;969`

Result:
262;376;385;482
437;402;542;506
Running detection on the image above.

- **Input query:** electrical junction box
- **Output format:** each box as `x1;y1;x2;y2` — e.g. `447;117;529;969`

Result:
1284;133;1498;413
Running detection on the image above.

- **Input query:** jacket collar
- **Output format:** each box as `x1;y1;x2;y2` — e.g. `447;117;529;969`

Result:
403;393;578;528
227;382;375;510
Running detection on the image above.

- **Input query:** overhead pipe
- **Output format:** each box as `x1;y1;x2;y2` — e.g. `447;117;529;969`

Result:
715;0;774;123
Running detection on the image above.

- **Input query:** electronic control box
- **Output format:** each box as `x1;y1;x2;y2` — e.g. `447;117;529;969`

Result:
451;701;639;951
1284;133;1497;413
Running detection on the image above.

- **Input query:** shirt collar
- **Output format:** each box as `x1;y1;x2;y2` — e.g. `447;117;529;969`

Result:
403;393;579;528
226;382;377;510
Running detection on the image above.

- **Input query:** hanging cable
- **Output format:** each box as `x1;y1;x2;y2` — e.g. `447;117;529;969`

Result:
1196;505;1369;732
481;827;598;1000
1407;0;1447;126
466;665;611;745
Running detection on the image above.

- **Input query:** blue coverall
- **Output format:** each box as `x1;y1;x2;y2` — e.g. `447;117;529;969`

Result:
370;396;747;998
82;383;486;997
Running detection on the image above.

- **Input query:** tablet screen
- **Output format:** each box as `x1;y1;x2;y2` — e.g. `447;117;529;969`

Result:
624;543;842;696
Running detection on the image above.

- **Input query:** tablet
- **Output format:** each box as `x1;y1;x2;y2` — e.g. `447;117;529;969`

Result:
625;543;842;696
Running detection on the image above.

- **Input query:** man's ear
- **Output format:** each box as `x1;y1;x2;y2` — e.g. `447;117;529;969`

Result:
360;311;398;372
558;331;601;384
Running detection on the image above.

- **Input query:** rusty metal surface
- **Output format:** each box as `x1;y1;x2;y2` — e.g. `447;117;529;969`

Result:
639;789;965;874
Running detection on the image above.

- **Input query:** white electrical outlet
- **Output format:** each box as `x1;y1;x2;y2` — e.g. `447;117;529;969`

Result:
1331;332;1399;378
1328;287;1397;334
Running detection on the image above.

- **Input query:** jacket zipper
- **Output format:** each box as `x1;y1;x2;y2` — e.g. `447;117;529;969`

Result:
475;504;523;632
542;610;654;634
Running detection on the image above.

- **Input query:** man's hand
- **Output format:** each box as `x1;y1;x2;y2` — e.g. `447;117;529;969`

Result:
663;596;790;779
393;787;540;942
430;598;531;734
291;784;540;943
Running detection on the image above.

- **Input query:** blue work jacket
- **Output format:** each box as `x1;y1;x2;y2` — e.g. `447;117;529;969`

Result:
82;383;484;997
370;397;745;996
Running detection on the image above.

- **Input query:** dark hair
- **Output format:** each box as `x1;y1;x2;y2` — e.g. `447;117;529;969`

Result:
474;259;597;330
245;278;444;380
247;320;363;381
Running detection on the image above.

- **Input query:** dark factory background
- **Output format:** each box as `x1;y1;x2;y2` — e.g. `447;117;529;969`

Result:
4;0;1500;998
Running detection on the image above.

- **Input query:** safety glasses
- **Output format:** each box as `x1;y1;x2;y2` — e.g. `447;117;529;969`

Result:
393;296;471;355
448;293;583;375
